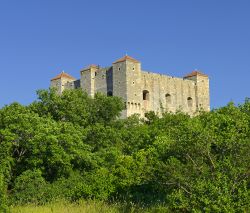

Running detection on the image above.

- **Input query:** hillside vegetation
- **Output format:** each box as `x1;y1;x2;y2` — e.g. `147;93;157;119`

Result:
0;89;250;212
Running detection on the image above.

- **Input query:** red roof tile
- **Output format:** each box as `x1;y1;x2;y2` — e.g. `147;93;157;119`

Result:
113;55;140;64
51;72;76;81
184;71;208;78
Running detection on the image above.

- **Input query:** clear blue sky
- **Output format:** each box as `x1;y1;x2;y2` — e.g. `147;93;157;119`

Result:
1;0;249;109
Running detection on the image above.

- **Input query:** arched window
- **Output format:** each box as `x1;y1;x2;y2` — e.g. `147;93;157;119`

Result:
165;94;171;104
143;90;149;101
187;97;193;107
107;91;113;96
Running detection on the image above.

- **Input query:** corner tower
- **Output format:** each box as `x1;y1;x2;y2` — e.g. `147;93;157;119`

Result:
112;55;142;117
184;71;210;112
50;71;76;94
80;65;99;98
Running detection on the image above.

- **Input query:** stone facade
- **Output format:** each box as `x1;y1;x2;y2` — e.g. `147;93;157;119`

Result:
50;55;210;118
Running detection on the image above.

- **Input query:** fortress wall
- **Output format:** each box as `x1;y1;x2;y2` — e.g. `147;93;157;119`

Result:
106;67;113;94
80;70;95;97
112;62;128;118
51;78;76;94
141;71;196;115
94;68;108;95
126;61;142;117
196;75;210;111
50;79;62;94
113;62;127;100
64;80;75;90
73;80;81;89
184;75;210;112
51;56;209;118
181;78;197;113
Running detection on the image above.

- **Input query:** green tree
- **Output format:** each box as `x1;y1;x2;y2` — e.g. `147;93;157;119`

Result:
0;172;7;212
11;169;47;205
30;89;124;126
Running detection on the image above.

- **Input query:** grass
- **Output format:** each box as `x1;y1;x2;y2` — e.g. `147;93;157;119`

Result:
10;200;170;213
11;200;119;213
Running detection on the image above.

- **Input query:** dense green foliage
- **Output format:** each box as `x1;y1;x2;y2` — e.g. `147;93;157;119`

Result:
0;89;250;211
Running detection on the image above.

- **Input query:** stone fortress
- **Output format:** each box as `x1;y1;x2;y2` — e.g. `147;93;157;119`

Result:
51;55;210;118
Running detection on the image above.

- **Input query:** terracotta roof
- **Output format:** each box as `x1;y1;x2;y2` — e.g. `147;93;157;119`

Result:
113;55;140;64
51;72;76;81
184;71;208;78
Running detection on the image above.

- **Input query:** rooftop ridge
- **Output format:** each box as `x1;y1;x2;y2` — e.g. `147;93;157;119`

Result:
113;55;140;64
51;72;76;81
184;71;208;78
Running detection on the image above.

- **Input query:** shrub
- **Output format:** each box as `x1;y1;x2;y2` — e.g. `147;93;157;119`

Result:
11;170;47;205
0;172;7;212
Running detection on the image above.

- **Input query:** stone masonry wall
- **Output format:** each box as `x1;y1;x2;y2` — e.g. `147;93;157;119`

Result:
50;56;210;118
112;61;128;118
94;68;108;94
125;60;142;117
140;71;197;116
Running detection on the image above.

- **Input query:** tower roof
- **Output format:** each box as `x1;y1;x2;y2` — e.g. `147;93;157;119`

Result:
184;71;208;78
51;71;76;81
113;55;140;64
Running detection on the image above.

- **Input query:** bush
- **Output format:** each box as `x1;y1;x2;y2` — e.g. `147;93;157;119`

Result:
11;170;47;205
46;169;116;202
0;172;7;212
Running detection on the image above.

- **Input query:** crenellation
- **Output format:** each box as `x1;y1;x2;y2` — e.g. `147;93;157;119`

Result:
50;55;210;118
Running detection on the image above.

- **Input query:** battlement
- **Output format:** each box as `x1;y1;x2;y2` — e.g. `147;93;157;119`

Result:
50;55;210;117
